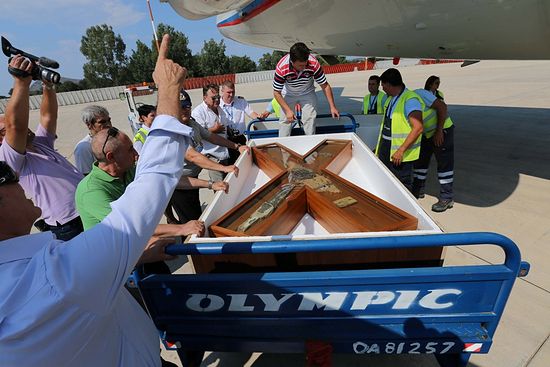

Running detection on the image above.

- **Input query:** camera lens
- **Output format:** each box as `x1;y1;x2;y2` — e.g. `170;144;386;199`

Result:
40;67;61;84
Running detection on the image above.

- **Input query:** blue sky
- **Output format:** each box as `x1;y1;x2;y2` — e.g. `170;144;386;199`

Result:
0;0;272;95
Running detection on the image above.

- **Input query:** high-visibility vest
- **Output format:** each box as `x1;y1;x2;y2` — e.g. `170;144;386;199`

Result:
375;90;424;162
133;127;149;144
363;92;386;114
422;105;454;138
271;98;282;118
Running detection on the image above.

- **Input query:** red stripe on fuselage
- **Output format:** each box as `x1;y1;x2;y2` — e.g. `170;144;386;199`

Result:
217;0;282;28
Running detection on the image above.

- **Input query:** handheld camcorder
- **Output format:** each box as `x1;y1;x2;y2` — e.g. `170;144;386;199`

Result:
1;36;61;84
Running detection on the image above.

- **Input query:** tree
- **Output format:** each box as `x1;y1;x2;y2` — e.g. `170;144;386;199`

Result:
197;39;230;76
228;55;257;74
127;40;155;83
154;23;196;77
258;50;286;71
80;24;129;87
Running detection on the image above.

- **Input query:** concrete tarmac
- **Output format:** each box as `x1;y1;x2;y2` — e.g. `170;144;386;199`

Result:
27;60;550;367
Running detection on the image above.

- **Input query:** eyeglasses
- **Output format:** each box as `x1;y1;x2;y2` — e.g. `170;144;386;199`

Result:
0;161;18;186
210;95;221;101
101;127;119;159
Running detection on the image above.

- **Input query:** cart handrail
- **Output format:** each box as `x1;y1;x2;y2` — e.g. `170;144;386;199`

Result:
245;112;358;137
167;232;527;274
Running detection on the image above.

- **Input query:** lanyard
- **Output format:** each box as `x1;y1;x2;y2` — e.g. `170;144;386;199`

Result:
385;89;404;119
223;104;233;121
369;94;378;111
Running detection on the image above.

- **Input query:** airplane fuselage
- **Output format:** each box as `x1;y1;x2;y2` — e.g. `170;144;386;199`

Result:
210;0;550;60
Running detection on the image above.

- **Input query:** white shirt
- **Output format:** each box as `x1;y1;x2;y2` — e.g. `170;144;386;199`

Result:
74;134;94;174
191;101;230;161
220;96;255;134
0;115;192;367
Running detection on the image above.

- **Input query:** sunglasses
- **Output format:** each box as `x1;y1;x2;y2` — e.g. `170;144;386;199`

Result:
0;161;18;186
210;95;221;101
101;127;119;159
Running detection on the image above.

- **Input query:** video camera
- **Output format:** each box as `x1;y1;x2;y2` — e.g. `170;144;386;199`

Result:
1;36;61;84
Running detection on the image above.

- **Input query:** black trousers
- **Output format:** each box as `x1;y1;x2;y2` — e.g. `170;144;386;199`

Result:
377;138;415;193
412;126;455;200
168;186;202;224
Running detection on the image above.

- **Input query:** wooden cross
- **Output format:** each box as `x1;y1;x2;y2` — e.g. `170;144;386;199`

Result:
192;139;442;274
210;139;418;237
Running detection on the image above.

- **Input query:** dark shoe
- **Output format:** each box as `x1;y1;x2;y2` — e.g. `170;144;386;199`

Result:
412;192;425;199
432;199;454;212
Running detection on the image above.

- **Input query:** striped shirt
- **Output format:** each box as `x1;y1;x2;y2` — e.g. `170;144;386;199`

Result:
273;54;327;97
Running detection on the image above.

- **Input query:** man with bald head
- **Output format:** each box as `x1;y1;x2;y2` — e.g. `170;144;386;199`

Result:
76;127;205;239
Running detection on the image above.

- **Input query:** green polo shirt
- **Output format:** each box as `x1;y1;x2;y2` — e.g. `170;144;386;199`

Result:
75;162;136;230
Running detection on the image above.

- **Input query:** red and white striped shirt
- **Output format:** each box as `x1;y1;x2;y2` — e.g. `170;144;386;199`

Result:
273;54;327;97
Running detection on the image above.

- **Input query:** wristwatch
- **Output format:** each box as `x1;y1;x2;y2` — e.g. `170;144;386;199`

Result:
208;180;213;190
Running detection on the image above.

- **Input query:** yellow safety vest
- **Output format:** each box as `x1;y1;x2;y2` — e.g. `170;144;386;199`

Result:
422;105;454;139
363;92;386;114
375;90;424;162
271;98;281;118
133;127;149;144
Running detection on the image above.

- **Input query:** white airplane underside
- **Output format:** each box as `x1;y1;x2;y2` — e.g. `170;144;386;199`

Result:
163;0;550;60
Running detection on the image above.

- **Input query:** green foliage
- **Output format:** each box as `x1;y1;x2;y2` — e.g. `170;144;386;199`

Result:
258;50;286;71
154;23;196;77
127;40;155;83
80;24;129;87
196;39;230;76
228;55;257;73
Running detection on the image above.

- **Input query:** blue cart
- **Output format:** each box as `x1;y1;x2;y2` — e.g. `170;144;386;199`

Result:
135;232;529;367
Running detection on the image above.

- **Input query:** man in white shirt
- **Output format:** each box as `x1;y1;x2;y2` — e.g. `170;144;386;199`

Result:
192;83;245;182
74;105;112;175
0;34;192;367
220;80;269;134
219;80;269;164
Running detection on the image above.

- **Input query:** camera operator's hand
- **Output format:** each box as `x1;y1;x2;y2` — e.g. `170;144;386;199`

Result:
9;55;33;86
153;34;188;119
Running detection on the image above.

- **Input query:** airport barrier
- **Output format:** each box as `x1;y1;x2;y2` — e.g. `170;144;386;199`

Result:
183;73;236;90
323;62;366;74
235;70;275;84
0;59;463;113
0;85;126;113
135;232;529;367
